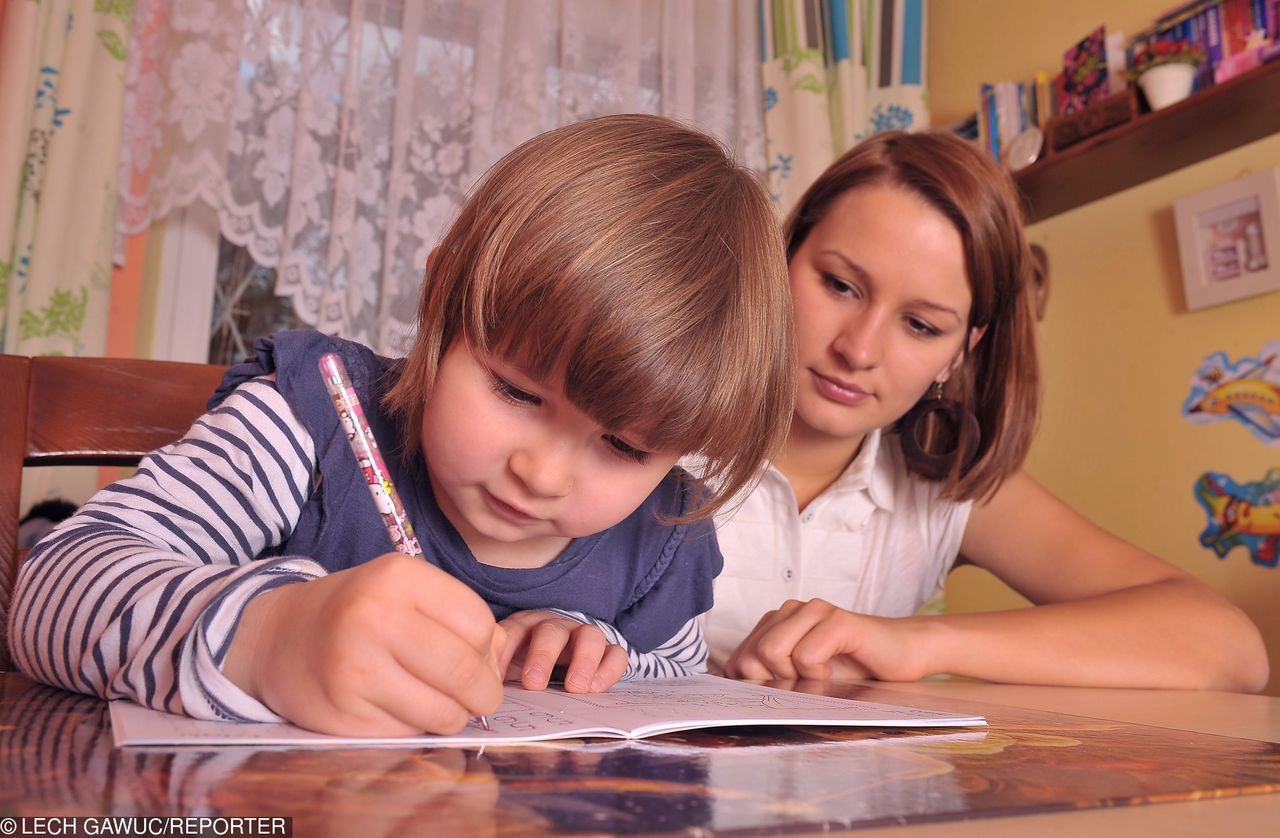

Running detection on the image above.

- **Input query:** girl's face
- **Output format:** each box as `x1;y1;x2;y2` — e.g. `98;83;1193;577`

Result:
420;339;681;568
787;184;974;449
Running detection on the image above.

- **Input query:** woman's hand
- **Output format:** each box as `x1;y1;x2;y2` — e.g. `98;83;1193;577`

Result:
497;611;629;693
723;598;935;683
223;553;506;737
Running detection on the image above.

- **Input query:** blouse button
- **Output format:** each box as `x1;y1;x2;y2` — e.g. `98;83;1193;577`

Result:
783;569;793;581
801;512;814;523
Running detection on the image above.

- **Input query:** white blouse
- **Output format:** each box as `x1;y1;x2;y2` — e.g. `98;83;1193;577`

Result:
706;429;973;668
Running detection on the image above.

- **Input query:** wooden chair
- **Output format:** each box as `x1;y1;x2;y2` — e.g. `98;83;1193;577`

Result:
0;354;228;671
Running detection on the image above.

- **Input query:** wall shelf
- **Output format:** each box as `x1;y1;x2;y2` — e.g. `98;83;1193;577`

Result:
1014;60;1280;224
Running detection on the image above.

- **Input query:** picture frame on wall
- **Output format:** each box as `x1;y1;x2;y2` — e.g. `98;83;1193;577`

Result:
1174;168;1280;312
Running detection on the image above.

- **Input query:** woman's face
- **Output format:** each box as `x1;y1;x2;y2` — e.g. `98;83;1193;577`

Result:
787;183;974;448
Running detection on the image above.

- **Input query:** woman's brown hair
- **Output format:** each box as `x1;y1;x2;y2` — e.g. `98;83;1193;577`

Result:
784;130;1039;502
385;114;795;521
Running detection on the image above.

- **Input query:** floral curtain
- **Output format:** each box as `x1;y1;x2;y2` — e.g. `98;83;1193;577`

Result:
761;0;928;213
116;0;764;357
0;0;133;514
0;0;131;356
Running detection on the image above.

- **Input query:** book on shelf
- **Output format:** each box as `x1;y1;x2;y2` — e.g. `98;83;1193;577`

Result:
1204;3;1227;68
1105;30;1129;93
1148;0;1266;40
976;74;1059;162
978;82;998;158
1061;26;1110;113
1216;38;1280;82
110;674;988;749
1034;70;1057;127
1223;0;1256;54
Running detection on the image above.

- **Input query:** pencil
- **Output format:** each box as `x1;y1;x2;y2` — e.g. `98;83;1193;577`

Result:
318;353;491;733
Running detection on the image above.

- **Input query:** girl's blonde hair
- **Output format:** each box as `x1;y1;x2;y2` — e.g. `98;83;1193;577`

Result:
385;114;794;521
785;130;1040;502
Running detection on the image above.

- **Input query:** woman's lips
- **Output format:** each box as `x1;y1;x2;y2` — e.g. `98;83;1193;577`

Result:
812;370;871;406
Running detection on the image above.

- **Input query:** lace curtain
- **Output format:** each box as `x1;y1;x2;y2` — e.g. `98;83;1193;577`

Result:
116;0;764;356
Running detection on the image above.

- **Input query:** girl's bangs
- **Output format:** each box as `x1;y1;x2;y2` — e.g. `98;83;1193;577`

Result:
470;283;726;457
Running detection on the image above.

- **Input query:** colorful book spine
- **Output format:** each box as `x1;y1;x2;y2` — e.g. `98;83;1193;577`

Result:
1185;11;1211;89
979;83;998;159
1250;0;1268;34
996;81;1017;158
1034;71;1054;127
1223;0;1254;55
1203;4;1226;65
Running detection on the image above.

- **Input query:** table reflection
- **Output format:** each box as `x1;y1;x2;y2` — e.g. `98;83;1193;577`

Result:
3;673;1279;836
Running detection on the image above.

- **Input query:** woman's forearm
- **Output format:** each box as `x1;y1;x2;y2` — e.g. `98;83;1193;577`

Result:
919;577;1269;692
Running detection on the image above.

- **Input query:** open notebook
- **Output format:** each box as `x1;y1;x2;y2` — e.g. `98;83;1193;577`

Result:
111;675;986;748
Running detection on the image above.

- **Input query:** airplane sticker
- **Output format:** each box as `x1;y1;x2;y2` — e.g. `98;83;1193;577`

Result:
1182;341;1280;444
1194;469;1280;568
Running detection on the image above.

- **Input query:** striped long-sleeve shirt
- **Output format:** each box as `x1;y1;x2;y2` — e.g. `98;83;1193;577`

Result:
8;378;707;722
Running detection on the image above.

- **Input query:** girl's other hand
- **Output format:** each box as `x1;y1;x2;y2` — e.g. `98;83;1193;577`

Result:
497;611;629;693
723;599;934;683
224;553;505;737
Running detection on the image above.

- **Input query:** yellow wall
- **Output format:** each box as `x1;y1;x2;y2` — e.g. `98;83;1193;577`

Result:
930;0;1280;694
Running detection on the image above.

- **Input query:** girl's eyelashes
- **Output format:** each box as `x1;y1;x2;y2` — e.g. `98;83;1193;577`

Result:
603;434;650;464
489;373;541;406
488;368;652;464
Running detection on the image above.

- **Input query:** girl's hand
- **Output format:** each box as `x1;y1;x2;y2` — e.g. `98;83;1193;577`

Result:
723;598;935;683
224;553;505;737
497;611;629;693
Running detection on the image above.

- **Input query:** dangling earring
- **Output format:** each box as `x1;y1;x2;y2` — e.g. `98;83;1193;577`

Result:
897;382;981;480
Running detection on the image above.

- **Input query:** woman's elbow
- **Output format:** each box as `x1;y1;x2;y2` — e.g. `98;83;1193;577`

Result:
1207;606;1270;694
1229;633;1270;694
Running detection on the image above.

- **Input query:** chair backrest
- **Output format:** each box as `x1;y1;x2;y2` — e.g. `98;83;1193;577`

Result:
0;354;228;671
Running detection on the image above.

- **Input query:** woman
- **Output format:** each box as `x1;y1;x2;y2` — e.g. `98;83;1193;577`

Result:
709;131;1268;692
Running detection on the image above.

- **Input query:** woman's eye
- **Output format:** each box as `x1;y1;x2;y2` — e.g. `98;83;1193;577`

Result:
906;317;942;338
490;375;540;406
821;272;856;296
603;434;650;464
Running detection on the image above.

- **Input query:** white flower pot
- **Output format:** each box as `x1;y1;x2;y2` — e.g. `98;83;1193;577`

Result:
1137;62;1196;110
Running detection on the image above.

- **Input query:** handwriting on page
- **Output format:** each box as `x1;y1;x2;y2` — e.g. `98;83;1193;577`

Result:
463;678;970;734
478;694;577;733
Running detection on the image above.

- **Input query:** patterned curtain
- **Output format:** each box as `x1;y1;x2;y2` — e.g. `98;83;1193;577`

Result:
0;0;131;356
0;0;133;514
115;0;764;357
761;0;928;213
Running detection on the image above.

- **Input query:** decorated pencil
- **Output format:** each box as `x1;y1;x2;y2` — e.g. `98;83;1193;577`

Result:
318;353;490;732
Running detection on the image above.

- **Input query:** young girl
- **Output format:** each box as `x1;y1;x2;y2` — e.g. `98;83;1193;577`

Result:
9;114;795;736
708;130;1269;692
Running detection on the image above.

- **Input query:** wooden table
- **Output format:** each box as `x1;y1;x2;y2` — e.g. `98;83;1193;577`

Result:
1;671;1277;836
